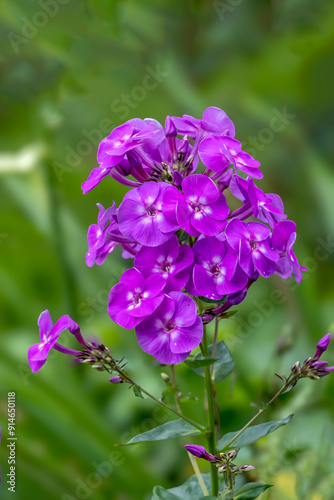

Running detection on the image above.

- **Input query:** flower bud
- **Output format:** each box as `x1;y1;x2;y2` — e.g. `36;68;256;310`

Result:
109;376;123;384
314;333;331;360
227;449;238;461
161;373;170;383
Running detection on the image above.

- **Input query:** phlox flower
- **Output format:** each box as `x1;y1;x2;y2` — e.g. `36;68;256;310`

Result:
134;235;193;293
118;181;179;246
163;174;229;237
230;175;286;228
135;292;203;364
186;237;248;300
28;310;85;373
226;219;279;279
271;220;307;283
199;136;262;178
171;106;235;138
86;202;139;266
108;268;166;329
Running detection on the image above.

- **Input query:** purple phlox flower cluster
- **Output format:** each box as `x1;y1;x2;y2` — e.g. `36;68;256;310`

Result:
28;310;87;373
58;106;307;365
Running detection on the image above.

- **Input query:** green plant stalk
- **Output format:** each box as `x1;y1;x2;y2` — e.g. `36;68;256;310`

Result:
201;324;219;497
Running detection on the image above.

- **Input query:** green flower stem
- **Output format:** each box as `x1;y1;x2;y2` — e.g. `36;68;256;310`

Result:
222;376;297;450
201;324;219;497
115;366;205;432
171;364;182;413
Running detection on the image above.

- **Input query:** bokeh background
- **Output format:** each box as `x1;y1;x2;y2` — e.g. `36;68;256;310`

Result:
1;1;334;499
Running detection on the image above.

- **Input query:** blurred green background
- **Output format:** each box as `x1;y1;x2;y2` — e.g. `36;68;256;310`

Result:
1;0;334;499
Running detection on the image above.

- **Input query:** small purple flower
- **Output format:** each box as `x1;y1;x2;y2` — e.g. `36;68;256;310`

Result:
230;175;286;228
314;333;331;360
171;107;235;138
108;268;166;329
135;292;203;364
199;136;262;179
86;203;138;266
186;238;248;300
28;310;84;373
226;219;279;279
271;220;307;283
118;181;179;246
163;174;229;237
134;235;194;293
82;119;161;193
184;445;218;463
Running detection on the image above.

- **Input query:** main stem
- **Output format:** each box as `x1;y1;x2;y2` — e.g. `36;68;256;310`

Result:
201;324;219;497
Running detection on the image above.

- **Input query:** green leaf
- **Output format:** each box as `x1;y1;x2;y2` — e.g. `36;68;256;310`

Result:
234;482;272;499
193;341;234;382
133;384;144;398
184;357;219;369
218;489;234;499
152;473;224;499
217;414;293;450
124;419;201;445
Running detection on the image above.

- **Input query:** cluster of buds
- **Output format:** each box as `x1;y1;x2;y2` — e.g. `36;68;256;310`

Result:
289;333;333;384
76;343;128;383
185;445;254;489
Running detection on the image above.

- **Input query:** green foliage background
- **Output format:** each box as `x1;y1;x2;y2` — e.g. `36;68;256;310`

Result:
0;1;334;499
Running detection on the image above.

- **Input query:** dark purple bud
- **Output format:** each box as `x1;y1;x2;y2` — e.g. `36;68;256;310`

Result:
314;333;331;360
109;376;123;384
322;365;334;375
165;116;177;136
184;445;218;462
311;360;328;368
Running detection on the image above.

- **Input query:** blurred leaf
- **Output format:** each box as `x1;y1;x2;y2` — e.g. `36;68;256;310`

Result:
193;341;234;382
152;473;221;499
217;414;294;450
133;384;144;398
184;357;219;369
124;419;201;445
234;482;272;499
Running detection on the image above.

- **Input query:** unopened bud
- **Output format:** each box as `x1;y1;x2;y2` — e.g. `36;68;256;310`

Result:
291;361;301;373
227;449;238;461
239;464;255;472
217;464;227;473
109;376;123;384
161;373;170;383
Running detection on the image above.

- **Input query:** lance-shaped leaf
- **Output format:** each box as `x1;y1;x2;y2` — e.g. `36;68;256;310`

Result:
217;414;293;450
123;419;201;445
234;482;272;499
192;341;234;382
